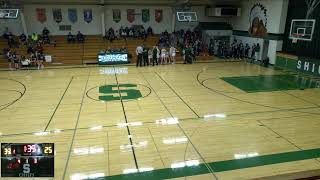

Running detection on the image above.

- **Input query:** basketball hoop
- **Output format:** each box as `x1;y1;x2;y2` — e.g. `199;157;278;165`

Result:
292;33;302;43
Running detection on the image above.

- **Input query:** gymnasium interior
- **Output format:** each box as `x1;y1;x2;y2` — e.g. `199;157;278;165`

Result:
1;0;320;179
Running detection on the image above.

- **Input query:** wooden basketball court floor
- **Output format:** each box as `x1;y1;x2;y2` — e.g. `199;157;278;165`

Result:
1;61;320;180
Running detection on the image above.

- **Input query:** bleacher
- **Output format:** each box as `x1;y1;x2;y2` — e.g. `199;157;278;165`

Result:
0;35;212;69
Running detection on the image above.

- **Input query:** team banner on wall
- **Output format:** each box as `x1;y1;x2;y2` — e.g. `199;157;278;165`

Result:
142;9;150;23
53;8;62;23
84;9;93;23
113;9;121;23
127;9;135;23
68;8;77;23
155;9;163;23
36;8;46;23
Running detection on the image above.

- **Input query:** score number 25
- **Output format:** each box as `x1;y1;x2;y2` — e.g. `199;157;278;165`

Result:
44;146;53;154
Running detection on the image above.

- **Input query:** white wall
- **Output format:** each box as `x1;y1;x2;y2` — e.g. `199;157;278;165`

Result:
23;5;102;35
231;0;289;64
1;4;235;36
232;0;289;34
232;35;265;60
174;6;231;31
0;15;23;35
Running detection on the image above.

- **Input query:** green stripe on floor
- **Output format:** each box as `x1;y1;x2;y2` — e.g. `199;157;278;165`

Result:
221;75;320;92
89;148;320;180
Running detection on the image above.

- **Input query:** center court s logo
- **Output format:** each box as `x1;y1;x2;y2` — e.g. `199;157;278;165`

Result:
99;84;142;102
86;83;151;102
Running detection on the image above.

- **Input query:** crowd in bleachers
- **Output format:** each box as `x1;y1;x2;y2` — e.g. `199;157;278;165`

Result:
134;29;205;67
2;27;51;70
1;25;269;69
213;39;261;60
104;26;153;42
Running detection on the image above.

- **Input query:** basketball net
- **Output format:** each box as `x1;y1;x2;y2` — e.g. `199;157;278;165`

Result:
292;33;302;43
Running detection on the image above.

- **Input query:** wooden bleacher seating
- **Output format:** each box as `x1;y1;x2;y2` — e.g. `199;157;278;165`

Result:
0;35;211;68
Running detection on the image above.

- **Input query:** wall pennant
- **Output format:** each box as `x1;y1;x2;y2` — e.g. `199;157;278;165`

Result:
68;8;77;23
53;8;62;23
84;9;93;23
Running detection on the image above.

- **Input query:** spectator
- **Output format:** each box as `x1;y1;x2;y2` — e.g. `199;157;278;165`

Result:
30;52;37;64
115;30;119;39
67;32;75;43
76;31;85;43
152;46;158;66
245;43;250;59
147;26;153;36
42;33;50;44
27;45;34;54
136;44;143;67
21;55;31;68
121;30;126;39
6;49;13;70
19;33;27;46
36;51;45;70
36;43;44;54
125;27;129;37
2;27;10;40
255;43;261;61
251;43;256;60
42;27;50;36
3;47;10;59
12;51;19;70
7;32;15;48
31;33;39;44
142;46;149;66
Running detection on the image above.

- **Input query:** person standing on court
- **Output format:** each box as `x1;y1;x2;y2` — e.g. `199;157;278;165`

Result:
136;44;143;67
143;45;149;66
152;46;158;66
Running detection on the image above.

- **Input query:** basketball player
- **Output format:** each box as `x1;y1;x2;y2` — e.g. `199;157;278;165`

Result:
152;46;158;66
136;44;143;67
169;46;176;64
161;47;166;64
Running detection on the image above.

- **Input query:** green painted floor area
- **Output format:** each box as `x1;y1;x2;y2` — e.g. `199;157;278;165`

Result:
91;148;320;180
221;75;320;93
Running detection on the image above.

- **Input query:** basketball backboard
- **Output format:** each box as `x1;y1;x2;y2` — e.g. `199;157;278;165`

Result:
176;12;197;22
289;19;315;41
0;9;19;19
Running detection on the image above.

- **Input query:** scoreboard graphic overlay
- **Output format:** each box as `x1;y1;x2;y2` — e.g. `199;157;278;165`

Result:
1;143;54;177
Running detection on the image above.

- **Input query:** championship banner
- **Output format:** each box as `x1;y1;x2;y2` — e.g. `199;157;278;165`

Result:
142;9;150;23
127;9;135;23
36;8;46;23
155;9;163;23
84;9;93;23
52;8;62;23
113;9;121;23
68;8;77;23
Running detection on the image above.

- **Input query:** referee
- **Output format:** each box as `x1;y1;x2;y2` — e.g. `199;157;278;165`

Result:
136;44;143;67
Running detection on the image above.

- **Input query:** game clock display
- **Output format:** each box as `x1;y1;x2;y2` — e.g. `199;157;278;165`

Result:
1;143;54;177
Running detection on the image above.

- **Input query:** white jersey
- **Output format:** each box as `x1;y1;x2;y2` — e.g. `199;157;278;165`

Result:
161;49;166;58
170;47;176;56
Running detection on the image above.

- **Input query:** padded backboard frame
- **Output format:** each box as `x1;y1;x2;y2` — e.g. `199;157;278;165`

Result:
176;12;197;22
0;9;19;19
289;19;316;41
